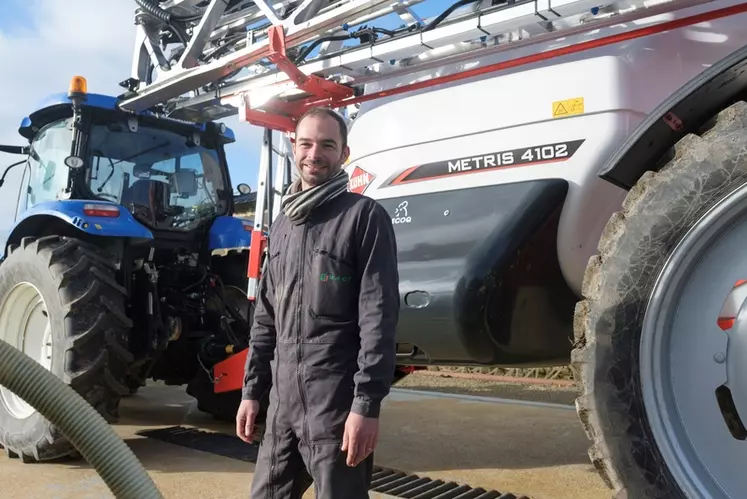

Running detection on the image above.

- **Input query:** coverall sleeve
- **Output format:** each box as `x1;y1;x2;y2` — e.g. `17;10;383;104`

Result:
351;202;400;418
242;257;277;401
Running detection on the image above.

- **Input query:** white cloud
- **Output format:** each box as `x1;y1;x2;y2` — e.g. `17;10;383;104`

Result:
0;0;138;226
0;1;135;144
0;0;265;230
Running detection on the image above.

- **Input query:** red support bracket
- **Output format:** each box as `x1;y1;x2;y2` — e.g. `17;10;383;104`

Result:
238;25;355;133
239;101;297;132
267;25;354;101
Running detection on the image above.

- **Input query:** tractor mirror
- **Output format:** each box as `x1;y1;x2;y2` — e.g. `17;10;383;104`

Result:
171;169;199;197
0;145;28;155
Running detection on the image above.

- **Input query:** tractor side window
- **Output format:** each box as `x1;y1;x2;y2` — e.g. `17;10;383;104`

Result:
26;119;72;208
173;151;221;209
143;151;222;211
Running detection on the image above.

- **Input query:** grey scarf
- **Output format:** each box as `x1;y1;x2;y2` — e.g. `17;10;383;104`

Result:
280;169;349;224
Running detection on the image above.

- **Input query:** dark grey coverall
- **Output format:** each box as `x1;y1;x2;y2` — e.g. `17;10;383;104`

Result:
242;191;400;499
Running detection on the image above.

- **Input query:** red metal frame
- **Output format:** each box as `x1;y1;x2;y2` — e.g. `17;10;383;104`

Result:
240;25;355;132
266;26;354;101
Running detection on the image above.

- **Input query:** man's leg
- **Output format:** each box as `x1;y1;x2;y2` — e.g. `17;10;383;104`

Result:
250;425;314;499
301;441;374;499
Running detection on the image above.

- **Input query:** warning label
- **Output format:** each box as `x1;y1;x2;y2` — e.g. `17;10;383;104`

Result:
552;97;584;118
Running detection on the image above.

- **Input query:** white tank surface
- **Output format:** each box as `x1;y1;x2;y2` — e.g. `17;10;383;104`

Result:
345;0;747;295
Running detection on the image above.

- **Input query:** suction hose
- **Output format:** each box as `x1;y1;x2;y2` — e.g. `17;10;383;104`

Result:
0;338;163;499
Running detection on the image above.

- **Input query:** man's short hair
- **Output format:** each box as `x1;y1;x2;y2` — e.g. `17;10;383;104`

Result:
295;107;348;150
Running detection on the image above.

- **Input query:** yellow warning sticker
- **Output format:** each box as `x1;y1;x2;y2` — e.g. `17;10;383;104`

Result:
552;97;584;118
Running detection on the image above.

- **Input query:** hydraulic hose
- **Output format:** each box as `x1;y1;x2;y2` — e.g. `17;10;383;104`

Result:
0;338;163;499
134;0;202;23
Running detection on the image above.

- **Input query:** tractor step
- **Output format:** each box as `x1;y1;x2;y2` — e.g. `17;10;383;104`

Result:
138;425;529;499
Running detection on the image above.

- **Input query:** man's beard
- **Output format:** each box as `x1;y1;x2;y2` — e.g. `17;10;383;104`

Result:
300;160;339;186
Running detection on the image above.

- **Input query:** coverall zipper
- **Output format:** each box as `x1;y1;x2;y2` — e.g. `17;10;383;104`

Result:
268;227;288;498
297;225;310;447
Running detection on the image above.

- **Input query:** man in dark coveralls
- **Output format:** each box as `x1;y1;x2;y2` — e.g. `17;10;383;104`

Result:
236;106;400;499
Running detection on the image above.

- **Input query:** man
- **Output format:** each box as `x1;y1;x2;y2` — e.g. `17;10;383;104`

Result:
236;106;400;499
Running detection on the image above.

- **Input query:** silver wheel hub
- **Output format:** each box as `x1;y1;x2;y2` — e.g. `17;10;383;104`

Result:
716;285;747;443
0;282;52;420
640;181;747;498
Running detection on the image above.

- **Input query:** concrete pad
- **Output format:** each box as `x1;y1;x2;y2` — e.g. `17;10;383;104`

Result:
0;383;609;499
378;389;607;499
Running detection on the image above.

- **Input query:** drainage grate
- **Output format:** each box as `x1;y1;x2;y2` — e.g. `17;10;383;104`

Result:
368;467;528;498
139;426;530;499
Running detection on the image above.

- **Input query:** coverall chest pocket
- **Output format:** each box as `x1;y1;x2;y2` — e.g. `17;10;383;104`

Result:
308;247;358;325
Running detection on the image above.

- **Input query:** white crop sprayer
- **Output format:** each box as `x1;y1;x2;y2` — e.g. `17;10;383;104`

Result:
3;0;747;497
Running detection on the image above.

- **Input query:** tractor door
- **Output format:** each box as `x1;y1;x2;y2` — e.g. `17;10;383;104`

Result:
24;119;73;209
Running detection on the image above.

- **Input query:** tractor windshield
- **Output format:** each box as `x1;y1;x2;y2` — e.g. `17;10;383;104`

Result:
85;120;229;231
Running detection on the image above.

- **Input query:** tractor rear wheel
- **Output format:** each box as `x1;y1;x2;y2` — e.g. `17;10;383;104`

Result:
573;101;747;498
0;235;132;462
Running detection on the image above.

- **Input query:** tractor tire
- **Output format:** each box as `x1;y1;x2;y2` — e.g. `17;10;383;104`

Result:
0;235;132;462
573;100;747;498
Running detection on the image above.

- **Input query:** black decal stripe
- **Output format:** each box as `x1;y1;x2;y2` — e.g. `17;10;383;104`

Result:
382;139;585;187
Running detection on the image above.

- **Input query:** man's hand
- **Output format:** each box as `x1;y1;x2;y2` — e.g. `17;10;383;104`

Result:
236;399;261;443
341;412;379;467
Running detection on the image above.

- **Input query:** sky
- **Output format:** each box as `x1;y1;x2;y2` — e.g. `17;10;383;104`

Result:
0;0;450;227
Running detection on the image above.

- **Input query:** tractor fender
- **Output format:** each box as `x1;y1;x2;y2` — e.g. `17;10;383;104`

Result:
208;215;254;252
600;43;747;190
2;200;153;258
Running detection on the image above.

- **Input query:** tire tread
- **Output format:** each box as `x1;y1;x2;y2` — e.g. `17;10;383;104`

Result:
572;99;747;498
0;236;132;462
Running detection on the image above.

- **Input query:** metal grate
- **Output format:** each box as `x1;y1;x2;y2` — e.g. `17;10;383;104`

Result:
138;426;530;499
369;467;528;498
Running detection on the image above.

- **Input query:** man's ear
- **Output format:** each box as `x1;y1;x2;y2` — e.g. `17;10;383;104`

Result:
341;145;350;165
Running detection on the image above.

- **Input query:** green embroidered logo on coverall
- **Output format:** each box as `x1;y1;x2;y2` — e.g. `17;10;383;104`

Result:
320;273;352;282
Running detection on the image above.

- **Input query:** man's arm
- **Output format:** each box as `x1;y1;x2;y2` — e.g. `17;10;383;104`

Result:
351;201;400;418
242;257;277;401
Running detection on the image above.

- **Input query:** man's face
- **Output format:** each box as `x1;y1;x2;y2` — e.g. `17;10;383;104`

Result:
293;114;350;190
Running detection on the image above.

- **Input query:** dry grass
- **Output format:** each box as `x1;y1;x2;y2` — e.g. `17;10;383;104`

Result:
425;365;576;381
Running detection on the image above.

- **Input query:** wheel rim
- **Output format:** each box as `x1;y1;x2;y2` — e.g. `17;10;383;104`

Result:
0;282;52;420
640;180;747;498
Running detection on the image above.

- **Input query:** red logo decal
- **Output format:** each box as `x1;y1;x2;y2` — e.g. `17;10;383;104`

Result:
348;166;375;194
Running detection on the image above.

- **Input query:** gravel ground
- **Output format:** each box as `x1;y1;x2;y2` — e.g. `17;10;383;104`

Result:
394;371;580;406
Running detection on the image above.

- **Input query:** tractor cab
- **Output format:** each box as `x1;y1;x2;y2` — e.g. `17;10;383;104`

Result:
2;76;242;235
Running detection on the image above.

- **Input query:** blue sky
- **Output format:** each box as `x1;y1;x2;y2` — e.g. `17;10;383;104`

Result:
0;0;452;222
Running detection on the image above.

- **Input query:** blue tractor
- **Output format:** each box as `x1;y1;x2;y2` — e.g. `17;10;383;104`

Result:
0;76;263;462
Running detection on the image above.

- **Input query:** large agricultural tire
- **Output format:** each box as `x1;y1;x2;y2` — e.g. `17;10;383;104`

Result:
573;100;747;499
0;235;133;462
